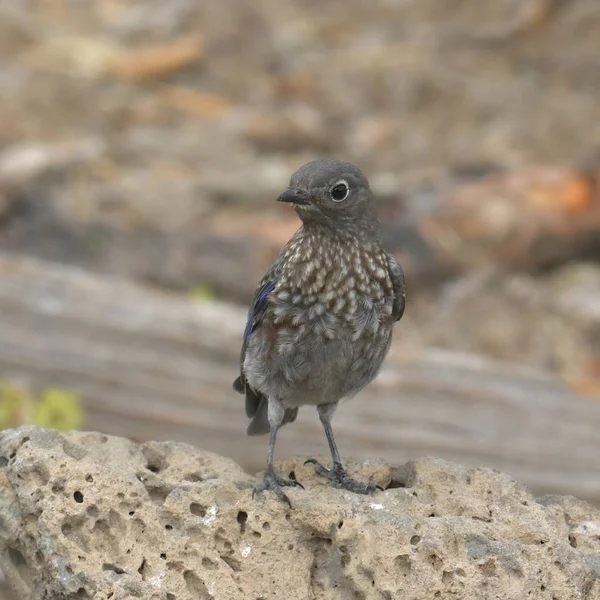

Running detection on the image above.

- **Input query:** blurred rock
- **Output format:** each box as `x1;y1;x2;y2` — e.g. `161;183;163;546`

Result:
410;263;600;393
105;35;204;81
243;108;334;153
0;139;106;188
161;88;233;118
410;165;600;273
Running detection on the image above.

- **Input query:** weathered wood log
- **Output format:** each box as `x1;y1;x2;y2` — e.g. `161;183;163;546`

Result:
0;253;598;503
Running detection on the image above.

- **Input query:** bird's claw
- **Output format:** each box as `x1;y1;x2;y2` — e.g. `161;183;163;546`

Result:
305;459;381;495
253;470;304;506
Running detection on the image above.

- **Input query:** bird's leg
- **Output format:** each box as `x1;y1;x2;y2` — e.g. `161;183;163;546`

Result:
306;403;381;495
253;398;304;506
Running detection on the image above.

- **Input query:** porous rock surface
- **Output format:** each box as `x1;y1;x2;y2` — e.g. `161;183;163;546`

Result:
0;427;598;600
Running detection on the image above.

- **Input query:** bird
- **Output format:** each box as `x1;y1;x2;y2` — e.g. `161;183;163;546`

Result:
233;159;405;505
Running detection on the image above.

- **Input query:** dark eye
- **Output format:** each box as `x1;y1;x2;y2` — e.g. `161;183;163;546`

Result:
330;180;349;202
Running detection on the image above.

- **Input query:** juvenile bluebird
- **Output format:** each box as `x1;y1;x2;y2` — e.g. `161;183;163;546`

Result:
234;159;405;505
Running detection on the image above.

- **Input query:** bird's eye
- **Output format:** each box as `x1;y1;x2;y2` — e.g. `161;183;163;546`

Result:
330;180;349;202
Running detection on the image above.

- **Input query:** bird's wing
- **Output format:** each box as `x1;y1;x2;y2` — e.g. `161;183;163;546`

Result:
233;270;278;393
386;252;406;322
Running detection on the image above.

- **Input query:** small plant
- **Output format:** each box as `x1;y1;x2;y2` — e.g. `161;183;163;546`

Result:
188;284;215;302
33;389;82;430
0;381;82;431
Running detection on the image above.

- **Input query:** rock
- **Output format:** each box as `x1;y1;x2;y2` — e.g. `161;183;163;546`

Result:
105;36;204;82
0;139;106;189
0;427;598;600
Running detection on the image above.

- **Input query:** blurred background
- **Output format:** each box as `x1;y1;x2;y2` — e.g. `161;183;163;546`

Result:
1;0;600;543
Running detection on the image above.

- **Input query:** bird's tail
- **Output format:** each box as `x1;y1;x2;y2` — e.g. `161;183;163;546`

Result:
234;376;298;435
245;396;299;436
246;396;271;436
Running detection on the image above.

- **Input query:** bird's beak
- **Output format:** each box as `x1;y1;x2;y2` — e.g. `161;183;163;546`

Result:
277;187;309;205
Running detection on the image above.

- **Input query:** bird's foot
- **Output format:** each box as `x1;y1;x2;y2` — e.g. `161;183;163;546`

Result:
252;469;304;507
305;459;382;495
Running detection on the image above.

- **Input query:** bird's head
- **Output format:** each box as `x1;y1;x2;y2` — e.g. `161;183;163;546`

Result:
277;160;377;233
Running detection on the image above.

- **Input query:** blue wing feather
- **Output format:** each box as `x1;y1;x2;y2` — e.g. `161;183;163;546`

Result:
243;279;276;342
233;276;277;394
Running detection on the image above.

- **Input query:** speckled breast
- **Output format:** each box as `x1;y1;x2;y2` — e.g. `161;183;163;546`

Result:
270;231;394;341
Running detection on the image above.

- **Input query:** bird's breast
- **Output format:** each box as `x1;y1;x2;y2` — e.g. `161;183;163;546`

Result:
270;236;393;340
